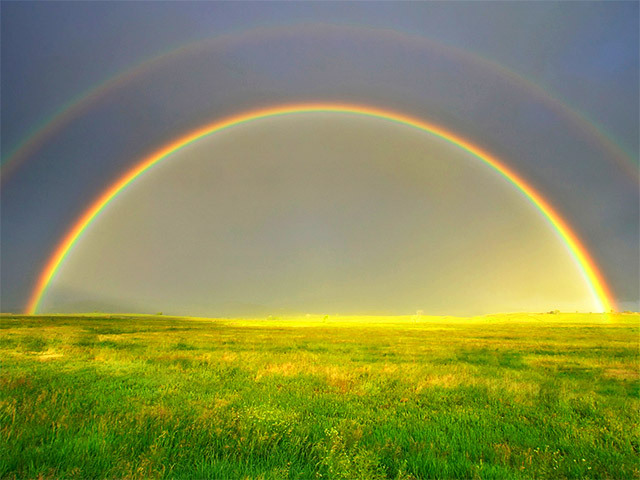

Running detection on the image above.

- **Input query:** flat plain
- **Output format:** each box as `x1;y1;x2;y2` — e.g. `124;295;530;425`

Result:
1;313;638;479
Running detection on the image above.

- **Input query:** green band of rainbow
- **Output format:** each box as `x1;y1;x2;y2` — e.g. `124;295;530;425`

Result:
25;103;615;314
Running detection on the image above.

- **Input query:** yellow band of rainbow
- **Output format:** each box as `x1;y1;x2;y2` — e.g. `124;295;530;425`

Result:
25;103;615;314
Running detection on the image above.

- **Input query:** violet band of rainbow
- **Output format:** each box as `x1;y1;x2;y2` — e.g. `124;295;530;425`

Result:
25;103;615;314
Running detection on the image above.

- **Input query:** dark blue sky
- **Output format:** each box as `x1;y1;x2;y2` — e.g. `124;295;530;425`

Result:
1;1;638;313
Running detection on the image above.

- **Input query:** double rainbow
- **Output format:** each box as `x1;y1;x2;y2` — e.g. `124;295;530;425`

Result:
25;103;615;314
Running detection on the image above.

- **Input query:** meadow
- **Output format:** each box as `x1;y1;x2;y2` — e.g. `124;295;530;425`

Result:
0;312;638;479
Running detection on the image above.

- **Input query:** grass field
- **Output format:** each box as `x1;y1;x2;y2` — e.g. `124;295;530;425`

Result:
1;313;638;479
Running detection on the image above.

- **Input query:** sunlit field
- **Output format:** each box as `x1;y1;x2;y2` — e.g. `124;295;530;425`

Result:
1;313;638;479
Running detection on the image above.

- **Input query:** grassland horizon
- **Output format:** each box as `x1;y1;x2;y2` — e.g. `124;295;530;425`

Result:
1;312;638;479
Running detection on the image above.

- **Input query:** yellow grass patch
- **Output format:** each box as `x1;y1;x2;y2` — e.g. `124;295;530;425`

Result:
414;373;463;392
255;362;303;381
255;362;361;393
603;368;639;380
138;404;172;421
36;353;63;361
494;443;512;464
505;380;540;403
220;352;238;363
92;353;108;362
380;364;399;375
323;365;356;393
155;353;192;362
526;356;570;369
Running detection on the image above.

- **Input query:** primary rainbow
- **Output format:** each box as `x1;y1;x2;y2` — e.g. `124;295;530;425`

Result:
25;103;615;314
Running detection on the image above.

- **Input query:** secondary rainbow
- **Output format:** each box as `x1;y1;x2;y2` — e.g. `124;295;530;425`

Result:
3;25;637;184
25;103;615;314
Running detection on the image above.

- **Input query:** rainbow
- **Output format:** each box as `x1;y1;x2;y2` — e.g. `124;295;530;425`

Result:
2;24;637;184
25;103;615;314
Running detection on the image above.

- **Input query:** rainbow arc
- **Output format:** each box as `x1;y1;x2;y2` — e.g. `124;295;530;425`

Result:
25;103;615;314
3;25;636;183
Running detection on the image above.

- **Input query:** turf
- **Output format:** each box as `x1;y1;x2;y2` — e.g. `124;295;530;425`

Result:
0;313;638;479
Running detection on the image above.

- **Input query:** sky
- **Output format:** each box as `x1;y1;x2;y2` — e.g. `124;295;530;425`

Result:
1;1;638;315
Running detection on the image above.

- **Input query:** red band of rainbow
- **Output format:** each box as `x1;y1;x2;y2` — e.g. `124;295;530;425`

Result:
25;103;615;314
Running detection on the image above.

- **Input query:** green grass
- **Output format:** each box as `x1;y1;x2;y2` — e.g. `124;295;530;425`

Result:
0;313;638;479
